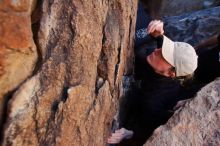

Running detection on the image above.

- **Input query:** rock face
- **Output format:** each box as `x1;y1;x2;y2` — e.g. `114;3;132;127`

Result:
144;78;220;146
161;0;220;16
164;6;220;46
0;0;37;126
1;0;137;146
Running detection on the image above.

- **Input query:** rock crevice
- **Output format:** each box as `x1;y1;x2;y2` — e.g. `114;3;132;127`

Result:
1;0;137;145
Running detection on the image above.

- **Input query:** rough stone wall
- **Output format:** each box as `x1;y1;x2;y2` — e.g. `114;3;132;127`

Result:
0;0;37;127
144;78;220;146
0;0;137;146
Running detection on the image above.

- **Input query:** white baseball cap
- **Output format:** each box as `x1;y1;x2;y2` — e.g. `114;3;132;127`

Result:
161;35;198;77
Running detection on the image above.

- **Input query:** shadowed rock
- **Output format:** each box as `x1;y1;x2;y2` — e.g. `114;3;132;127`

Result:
161;0;220;16
164;6;220;46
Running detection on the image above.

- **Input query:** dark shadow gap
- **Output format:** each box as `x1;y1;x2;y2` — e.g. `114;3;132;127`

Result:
31;0;43;76
0;89;18;144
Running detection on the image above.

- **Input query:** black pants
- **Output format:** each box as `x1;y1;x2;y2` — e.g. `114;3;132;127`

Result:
118;80;184;146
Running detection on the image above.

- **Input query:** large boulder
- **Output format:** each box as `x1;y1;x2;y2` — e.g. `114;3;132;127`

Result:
1;0;137;146
0;0;37;126
144;78;220;146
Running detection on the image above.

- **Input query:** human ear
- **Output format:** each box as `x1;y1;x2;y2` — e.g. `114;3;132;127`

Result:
169;70;176;78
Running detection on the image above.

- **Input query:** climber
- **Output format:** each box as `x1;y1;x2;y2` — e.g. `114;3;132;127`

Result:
108;20;197;143
107;20;198;146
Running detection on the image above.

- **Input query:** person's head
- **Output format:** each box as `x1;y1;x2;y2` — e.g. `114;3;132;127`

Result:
147;35;198;78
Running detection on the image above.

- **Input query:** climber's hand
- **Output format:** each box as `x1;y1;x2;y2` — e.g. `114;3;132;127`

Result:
107;128;133;144
147;20;164;37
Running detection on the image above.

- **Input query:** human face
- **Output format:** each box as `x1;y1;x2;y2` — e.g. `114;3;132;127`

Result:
146;48;175;77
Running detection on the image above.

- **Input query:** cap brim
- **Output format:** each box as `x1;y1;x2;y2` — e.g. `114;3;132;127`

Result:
161;35;175;67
